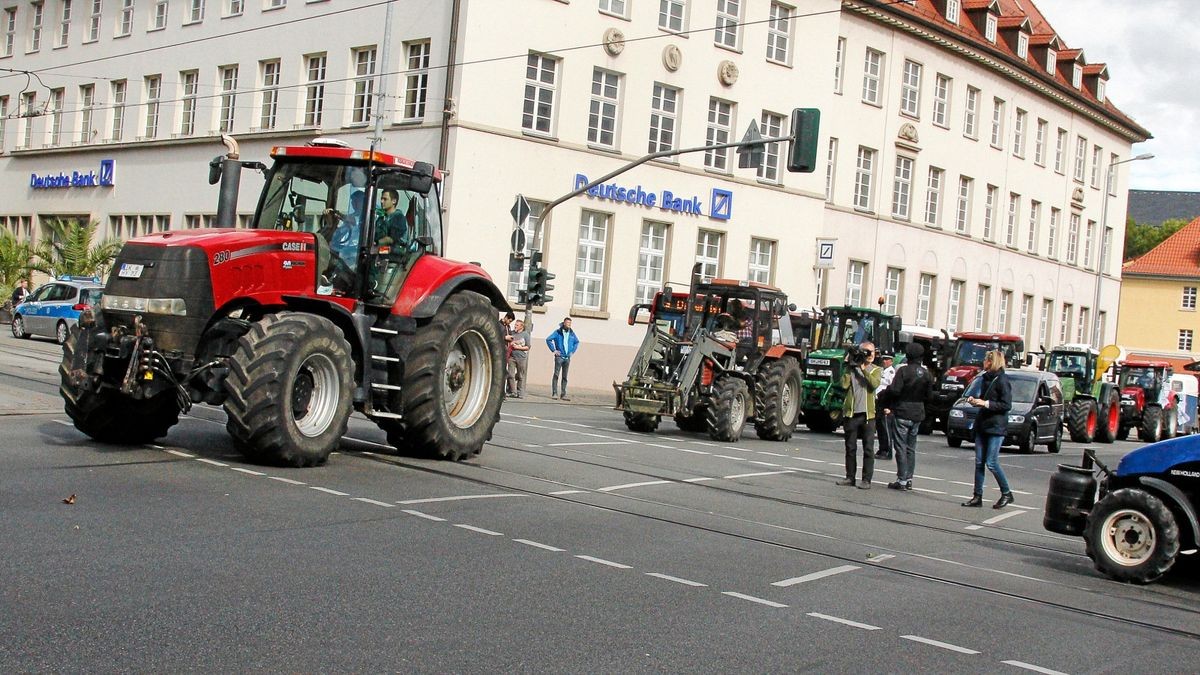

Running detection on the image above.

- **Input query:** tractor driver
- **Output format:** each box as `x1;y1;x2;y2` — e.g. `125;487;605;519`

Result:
374;188;410;249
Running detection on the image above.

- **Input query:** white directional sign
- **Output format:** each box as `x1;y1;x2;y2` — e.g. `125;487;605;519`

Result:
815;238;837;269
510;194;531;228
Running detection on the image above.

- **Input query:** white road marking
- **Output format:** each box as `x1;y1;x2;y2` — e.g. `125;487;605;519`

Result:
549;489;586;495
674;448;710;455
547;441;630;446
149;444;163;449
792;457;827;463
713;455;747;461
194;458;228;467
911;487;946;494
901;635;980;655
1001;660;1070;675
807;612;881;630
454;524;504;536
866;554;895;562
310;486;349;496
721;592;787;608
965;525;983;531
513;539;565;552
912;474;944;481
524;443;543;448
645;572;707;587
682;477;716;483
787;467;822;474
724;471;795;479
343;436;393;450
772;565;860;587
575;555;632;569
402;509;445;521
598;480;672;492
982;510;1026;525
353;498;394;508
757;451;787;457
230;467;265;476
52;419;73;426
268;476;306;485
749;460;782;467
950;480;975;487
643;443;678;449
165;449;195;458
398;494;524;504
693;441;719;447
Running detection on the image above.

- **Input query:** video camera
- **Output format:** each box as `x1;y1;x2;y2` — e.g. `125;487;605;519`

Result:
845;343;869;367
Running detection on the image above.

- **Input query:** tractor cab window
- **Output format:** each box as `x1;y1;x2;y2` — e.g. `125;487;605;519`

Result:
365;174;444;306
955;341;991;366
1047;352;1087;376
1120;368;1157;390
818;312;879;350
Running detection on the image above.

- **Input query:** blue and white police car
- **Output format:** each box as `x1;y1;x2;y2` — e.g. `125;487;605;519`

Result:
11;276;104;344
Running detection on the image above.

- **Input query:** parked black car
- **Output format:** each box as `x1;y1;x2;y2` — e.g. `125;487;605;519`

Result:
946;369;1065;453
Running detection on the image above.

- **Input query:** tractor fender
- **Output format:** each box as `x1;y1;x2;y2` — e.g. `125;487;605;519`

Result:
409;272;510;319
1137;476;1200;550
764;345;804;360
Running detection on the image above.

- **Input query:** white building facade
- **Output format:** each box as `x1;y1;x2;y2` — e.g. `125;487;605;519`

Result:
0;0;1148;392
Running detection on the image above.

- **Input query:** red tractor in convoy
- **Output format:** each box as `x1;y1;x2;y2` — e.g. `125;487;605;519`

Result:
1115;360;1178;443
925;332;1025;433
61;139;509;466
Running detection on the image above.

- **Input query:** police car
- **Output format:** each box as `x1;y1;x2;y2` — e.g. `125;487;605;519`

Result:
11;276;104;344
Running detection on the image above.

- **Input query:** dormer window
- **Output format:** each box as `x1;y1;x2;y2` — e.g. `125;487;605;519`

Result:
946;0;960;24
985;14;997;42
1046;48;1056;73
1097;80;1106;103
1017;33;1029;59
1072;64;1082;88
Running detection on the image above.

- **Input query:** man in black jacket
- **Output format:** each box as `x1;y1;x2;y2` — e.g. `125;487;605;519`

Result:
883;343;934;491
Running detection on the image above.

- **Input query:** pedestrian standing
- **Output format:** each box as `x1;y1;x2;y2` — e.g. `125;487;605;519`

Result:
962;349;1015;509
836;340;882;489
9;279;29;306
545;317;579;401
885;342;934;491
500;311;515;396
874;352;897;460
507;319;530;398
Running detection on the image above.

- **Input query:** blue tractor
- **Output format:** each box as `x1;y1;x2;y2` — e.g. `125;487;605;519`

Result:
1044;435;1200;583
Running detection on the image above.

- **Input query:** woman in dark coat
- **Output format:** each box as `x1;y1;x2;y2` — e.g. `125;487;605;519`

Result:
961;349;1014;509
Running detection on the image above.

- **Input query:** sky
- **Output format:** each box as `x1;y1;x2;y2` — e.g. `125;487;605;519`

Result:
1038;0;1200;191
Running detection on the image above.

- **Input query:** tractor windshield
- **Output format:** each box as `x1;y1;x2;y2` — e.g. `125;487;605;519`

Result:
1120;367;1158;390
817;310;882;351
1047;352;1089;377
954;340;1021;367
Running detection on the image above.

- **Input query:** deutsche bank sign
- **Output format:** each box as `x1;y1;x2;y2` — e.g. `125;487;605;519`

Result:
574;173;732;221
30;158;116;190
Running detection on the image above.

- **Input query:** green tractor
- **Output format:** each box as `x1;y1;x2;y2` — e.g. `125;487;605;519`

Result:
1042;343;1120;443
800;305;902;432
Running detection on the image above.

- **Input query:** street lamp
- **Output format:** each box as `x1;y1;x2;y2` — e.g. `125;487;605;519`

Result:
1092;152;1154;347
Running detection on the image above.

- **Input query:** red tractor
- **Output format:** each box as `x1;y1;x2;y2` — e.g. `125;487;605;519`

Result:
926;332;1025;433
61;139;509;466
1115;360;1178;443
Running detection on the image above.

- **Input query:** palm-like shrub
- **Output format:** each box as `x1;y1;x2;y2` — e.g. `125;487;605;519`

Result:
32;218;123;280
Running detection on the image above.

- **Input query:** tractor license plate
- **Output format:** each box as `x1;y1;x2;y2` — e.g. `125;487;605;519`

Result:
680;345;692;355
118;263;144;279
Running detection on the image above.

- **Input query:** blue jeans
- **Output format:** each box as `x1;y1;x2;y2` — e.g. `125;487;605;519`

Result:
973;431;1011;496
892;417;920;482
552;356;570;397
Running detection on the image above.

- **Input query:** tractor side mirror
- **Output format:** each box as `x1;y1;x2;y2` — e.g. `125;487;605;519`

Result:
627;303;651;326
208;156;223;185
889;316;903;331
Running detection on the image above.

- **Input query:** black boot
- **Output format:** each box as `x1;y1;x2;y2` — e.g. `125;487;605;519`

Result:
961;495;983;507
993;492;1014;509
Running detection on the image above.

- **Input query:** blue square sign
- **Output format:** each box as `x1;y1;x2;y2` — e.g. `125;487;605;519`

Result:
710;188;733;221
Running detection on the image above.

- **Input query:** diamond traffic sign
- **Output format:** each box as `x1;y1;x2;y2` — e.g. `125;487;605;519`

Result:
510;194;531;227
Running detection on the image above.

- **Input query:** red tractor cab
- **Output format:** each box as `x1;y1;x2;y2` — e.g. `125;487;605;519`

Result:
926;332;1025;433
1116;360;1178;443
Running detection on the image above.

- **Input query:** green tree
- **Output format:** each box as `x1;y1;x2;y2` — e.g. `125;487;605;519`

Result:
32;218;123;279
0;230;38;304
1123;217;1188;262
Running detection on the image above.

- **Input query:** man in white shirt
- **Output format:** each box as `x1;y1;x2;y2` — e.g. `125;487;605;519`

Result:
874;352;897;460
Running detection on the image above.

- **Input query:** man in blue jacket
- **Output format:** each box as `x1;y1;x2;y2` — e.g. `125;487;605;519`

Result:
545;317;579;400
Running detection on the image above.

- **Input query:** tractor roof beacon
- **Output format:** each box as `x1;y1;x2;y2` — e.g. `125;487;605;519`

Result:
61;138;510;467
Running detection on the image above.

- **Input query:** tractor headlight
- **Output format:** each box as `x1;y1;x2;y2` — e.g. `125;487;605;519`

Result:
102;294;188;316
1008;415;1025;424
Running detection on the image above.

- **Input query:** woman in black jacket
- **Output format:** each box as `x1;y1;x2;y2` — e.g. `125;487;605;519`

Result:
961;350;1014;509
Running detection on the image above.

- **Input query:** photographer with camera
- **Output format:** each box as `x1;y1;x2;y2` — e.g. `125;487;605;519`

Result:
836;341;882;489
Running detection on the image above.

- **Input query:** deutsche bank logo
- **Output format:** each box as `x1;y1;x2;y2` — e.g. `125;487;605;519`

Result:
710;188;733;221
98;159;115;186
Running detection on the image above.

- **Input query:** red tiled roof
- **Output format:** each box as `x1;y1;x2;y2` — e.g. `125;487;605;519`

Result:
1122;217;1200;278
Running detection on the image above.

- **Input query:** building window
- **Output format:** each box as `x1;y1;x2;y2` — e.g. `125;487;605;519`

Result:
574;210;609;310
862;48;883;105
982;185;997;241
947;279;964;332
853;146;876;212
990;97;1005;148
704;98;734;171
228;0;244;17
1097;80;1107;103
975;285;990;331
351;47;377;125
1048;208;1060;260
998;290;1012;333
1097;311;1107;344
946;0;960;23
1183;286;1197;310
1013;109;1026;158
635;221;668;304
900;59;922;117
189;0;205;23
0;96;7;151
152;0;167;30
1107;153;1119;195
714;0;741;50
1005;193;1020;248
648;83;680;153
1074;135;1087;182
954;176;973;234
1091;145;1103;188
1040;299;1052;346
1020;294;1033;344
833;36;846;94
748;238;775;284
86;0;99;42
178;71;197;135
757;111;785;183
824;137;838;202
142;76;160;139
1072;64;1082;89
1083;220;1096;269
1034;119;1048;166
117;0;132;37
110;80;126;141
1017;32;1029;59
1053;128;1067;174
1101;226;1114;274
1078;307;1090;343
304;54;326;127
19;91;34;148
47;88;64;146
584;66;620;146
932;74;951;127
846;261;866;307
985;13;997;42
883;267;902;315
1066;213;1080;265
1060;304;1073;343
1027;200;1041;253
506;201;546;301
916;274;934;327
658;0;685;33
924;167;943;227
963;86;979;139
1046;48;1056;74
219;65;238;133
403;40;431;122
1181;329;1195;352
598;0;627;18
259;61;280;130
78;84;94;143
3;8;15;56
29;1;44;51
57;0;72;46
695;230;724;281
766;2;792;65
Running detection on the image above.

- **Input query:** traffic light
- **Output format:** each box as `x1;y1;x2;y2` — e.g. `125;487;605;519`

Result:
525;266;556;306
786;108;821;173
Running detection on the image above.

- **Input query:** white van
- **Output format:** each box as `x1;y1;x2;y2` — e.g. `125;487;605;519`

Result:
1169;373;1198;435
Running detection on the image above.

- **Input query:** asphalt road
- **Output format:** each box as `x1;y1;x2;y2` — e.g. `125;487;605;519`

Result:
1;332;1197;672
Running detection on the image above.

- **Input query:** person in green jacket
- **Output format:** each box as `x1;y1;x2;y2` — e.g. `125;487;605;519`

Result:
836;341;883;489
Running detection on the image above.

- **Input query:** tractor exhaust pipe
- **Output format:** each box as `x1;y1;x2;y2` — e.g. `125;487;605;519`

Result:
213;135;242;228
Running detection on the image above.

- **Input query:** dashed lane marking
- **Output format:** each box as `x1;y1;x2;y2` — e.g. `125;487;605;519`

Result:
310;486;349;496
513;539;566;552
757;451;787;457
807;612;881;630
524;443;543;448
52;419;73;426
722;592;787;608
455;524;504;536
165;449;195;458
748;460;782;467
866;554;895;562
194;458;228;467
575;555;632;569
401;509;445;522
724;470;795;480
643;443;678;449
901;635;980;655
597;480;672;492
911;487;946;495
397;494;525;504
645;572;707;587
230;467;265;476
353;497;395;508
682;477;716;483
772;565;860;587
1001;660;1070;675
549;489;586;495
547;441;631;446
713;455;748;461
675;448;710;455
268;476;306;486
982;510;1027;526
